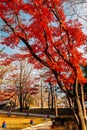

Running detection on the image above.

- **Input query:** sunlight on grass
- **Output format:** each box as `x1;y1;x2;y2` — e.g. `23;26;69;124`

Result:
0;114;50;130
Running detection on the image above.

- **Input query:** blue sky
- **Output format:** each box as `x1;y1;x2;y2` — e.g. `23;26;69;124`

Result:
0;41;25;55
0;44;18;54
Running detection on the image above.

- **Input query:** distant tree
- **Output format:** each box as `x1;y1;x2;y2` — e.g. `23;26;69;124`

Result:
4;59;38;111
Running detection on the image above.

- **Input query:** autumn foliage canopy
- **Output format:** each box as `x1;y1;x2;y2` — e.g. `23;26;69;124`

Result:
0;0;87;90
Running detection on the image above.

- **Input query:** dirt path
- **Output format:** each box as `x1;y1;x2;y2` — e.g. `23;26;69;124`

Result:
22;121;52;130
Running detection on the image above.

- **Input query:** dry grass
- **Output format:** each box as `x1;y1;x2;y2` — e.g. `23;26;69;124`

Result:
0;114;50;130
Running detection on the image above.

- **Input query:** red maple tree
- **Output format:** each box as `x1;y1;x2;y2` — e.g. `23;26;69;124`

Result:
0;0;87;129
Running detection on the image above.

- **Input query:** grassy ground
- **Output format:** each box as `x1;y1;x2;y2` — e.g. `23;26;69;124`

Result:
0;113;50;130
0;108;75;130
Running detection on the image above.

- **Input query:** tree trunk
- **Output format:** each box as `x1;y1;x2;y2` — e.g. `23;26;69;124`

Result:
51;93;54;110
80;85;87;123
49;82;54;111
48;91;50;109
74;79;87;130
54;94;58;117
41;83;43;109
19;61;23;111
65;79;87;130
19;91;23;111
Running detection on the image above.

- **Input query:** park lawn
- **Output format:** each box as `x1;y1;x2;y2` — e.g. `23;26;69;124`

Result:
0;114;50;130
